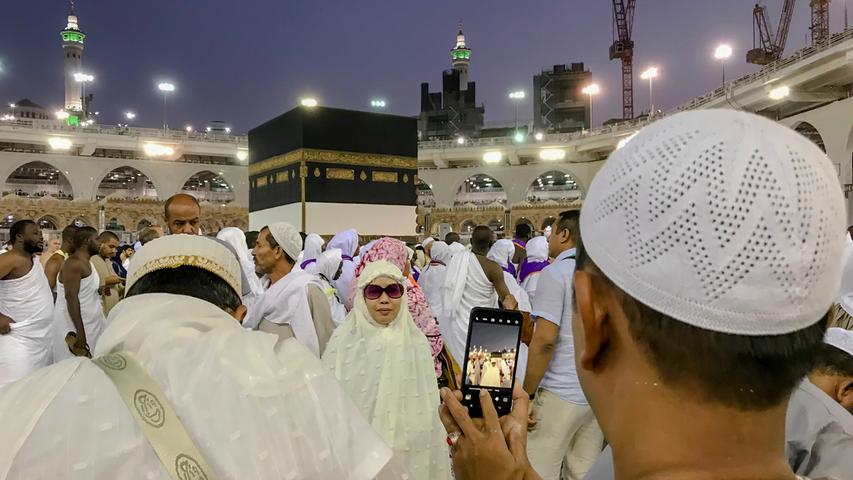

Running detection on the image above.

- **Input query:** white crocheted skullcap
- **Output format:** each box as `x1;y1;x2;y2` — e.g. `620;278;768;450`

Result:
580;109;846;336
265;222;302;263
825;327;853;357
127;234;242;298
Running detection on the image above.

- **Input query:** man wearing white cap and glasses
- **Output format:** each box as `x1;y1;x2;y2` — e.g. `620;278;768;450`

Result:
245;222;335;357
0;235;396;479
438;110;848;480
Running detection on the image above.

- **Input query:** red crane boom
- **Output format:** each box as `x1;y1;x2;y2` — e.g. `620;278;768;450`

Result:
609;0;636;120
747;0;796;65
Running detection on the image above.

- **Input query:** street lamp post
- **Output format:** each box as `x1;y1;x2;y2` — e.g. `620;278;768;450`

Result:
713;44;733;86
158;82;175;132
508;90;525;141
8;103;15;119
73;73;94;118
581;83;600;129
640;67;658;116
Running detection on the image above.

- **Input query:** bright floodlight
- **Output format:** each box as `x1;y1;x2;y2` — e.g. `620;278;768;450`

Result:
370;99;387;108
582;84;600;95
508;90;525;100
8;103;15;108
640;67;659;80
768;85;790;100
301;97;318;107
534;132;544;141
186;125;193;132
124;111;136;120
73;73;94;83
158;82;175;92
48;137;73;150
456;136;466;145
513;132;525;143
236;149;249;161
55;110;69;120
483;151;503;163
143;143;175;157
225;127;231;133
539;148;566;161
714;44;733;60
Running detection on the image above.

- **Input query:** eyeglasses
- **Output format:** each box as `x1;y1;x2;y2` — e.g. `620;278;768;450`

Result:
363;283;404;300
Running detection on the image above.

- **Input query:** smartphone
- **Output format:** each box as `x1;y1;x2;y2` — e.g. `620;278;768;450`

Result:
460;307;523;417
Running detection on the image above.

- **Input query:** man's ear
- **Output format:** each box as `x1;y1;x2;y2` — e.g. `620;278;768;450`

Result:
231;304;247;323
573;270;611;372
836;377;853;411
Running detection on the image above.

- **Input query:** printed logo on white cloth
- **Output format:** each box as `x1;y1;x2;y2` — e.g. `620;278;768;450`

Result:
175;454;208;480
97;353;127;370
134;389;166;428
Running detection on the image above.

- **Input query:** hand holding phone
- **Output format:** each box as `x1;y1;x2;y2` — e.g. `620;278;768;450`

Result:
460;307;524;417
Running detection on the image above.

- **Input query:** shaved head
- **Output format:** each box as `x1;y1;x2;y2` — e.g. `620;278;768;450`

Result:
471;225;494;252
164;193;201;235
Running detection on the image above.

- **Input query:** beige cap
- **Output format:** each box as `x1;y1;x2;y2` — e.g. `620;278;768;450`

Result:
126;234;242;297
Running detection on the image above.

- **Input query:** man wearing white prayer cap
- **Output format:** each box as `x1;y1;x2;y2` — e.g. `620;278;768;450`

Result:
0;234;397;479
561;110;847;480
244;222;335;356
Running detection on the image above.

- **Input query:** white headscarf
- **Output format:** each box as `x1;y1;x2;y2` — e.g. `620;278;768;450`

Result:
317;248;343;286
300;233;325;272
429;241;451;265
322;261;450;480
487;239;515;269
215;228;263;299
327;229;359;258
526;236;549;262
448;242;467;258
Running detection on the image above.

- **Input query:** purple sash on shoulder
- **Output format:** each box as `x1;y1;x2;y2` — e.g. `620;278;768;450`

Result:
300;258;317;270
518;259;549;283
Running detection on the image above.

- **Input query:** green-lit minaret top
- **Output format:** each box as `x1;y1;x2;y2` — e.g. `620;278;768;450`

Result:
450;23;471;66
60;0;85;44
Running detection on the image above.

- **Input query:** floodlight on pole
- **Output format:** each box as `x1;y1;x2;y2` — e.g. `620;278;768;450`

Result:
508;90;526;141
713;44;733;85
300;97;318;107
158;82;176;132
124;111;136;120
581;83;601;128
640;67;659;115
370;99;387;108
73;73;94;117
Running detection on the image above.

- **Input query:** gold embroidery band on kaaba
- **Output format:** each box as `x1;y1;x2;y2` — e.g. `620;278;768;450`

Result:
249;148;417;176
134;255;240;298
326;168;355;181
372;171;398;183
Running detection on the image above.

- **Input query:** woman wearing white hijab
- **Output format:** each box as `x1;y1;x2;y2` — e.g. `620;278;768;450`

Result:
299;233;325;275
327;229;359;310
418;241;450;320
316;248;347;325
215;227;262;305
323;261;450;480
518;236;550;299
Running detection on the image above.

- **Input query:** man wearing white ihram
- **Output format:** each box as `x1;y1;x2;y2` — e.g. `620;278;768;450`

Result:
0;235;397;479
0;220;54;387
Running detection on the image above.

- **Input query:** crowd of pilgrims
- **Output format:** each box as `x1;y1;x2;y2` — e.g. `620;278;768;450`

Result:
0;110;852;480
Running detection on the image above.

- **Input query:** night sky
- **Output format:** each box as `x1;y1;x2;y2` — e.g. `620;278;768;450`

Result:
1;1;849;132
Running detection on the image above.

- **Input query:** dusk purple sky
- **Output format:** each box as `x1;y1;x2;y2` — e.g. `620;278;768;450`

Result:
1;1;849;132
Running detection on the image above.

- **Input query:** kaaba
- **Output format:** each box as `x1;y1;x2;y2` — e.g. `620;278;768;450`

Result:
247;106;417;236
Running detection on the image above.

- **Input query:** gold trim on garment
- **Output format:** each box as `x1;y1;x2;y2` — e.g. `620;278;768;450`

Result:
133;255;240;297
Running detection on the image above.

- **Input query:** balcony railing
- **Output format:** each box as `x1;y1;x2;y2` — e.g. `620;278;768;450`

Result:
0;119;248;145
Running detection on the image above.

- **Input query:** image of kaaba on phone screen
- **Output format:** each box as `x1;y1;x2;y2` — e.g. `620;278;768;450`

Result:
464;315;521;388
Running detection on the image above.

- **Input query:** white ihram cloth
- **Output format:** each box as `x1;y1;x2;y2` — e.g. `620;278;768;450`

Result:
244;269;321;356
0;259;54;387
322;261;451;480
216;227;263;300
52;263;106;361
441;251;498;363
0;293;393;479
419;241;450;321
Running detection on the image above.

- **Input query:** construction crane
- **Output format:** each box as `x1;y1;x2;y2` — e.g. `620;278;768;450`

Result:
810;0;830;46
609;0;636;120
747;1;796;65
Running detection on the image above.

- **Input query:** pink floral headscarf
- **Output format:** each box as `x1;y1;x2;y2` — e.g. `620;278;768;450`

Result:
352;237;444;376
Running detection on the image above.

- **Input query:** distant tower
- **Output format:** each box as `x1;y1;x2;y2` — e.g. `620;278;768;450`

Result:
450;22;471;91
61;0;85;112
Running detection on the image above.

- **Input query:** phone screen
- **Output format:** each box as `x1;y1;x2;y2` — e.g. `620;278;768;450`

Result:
461;307;523;417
